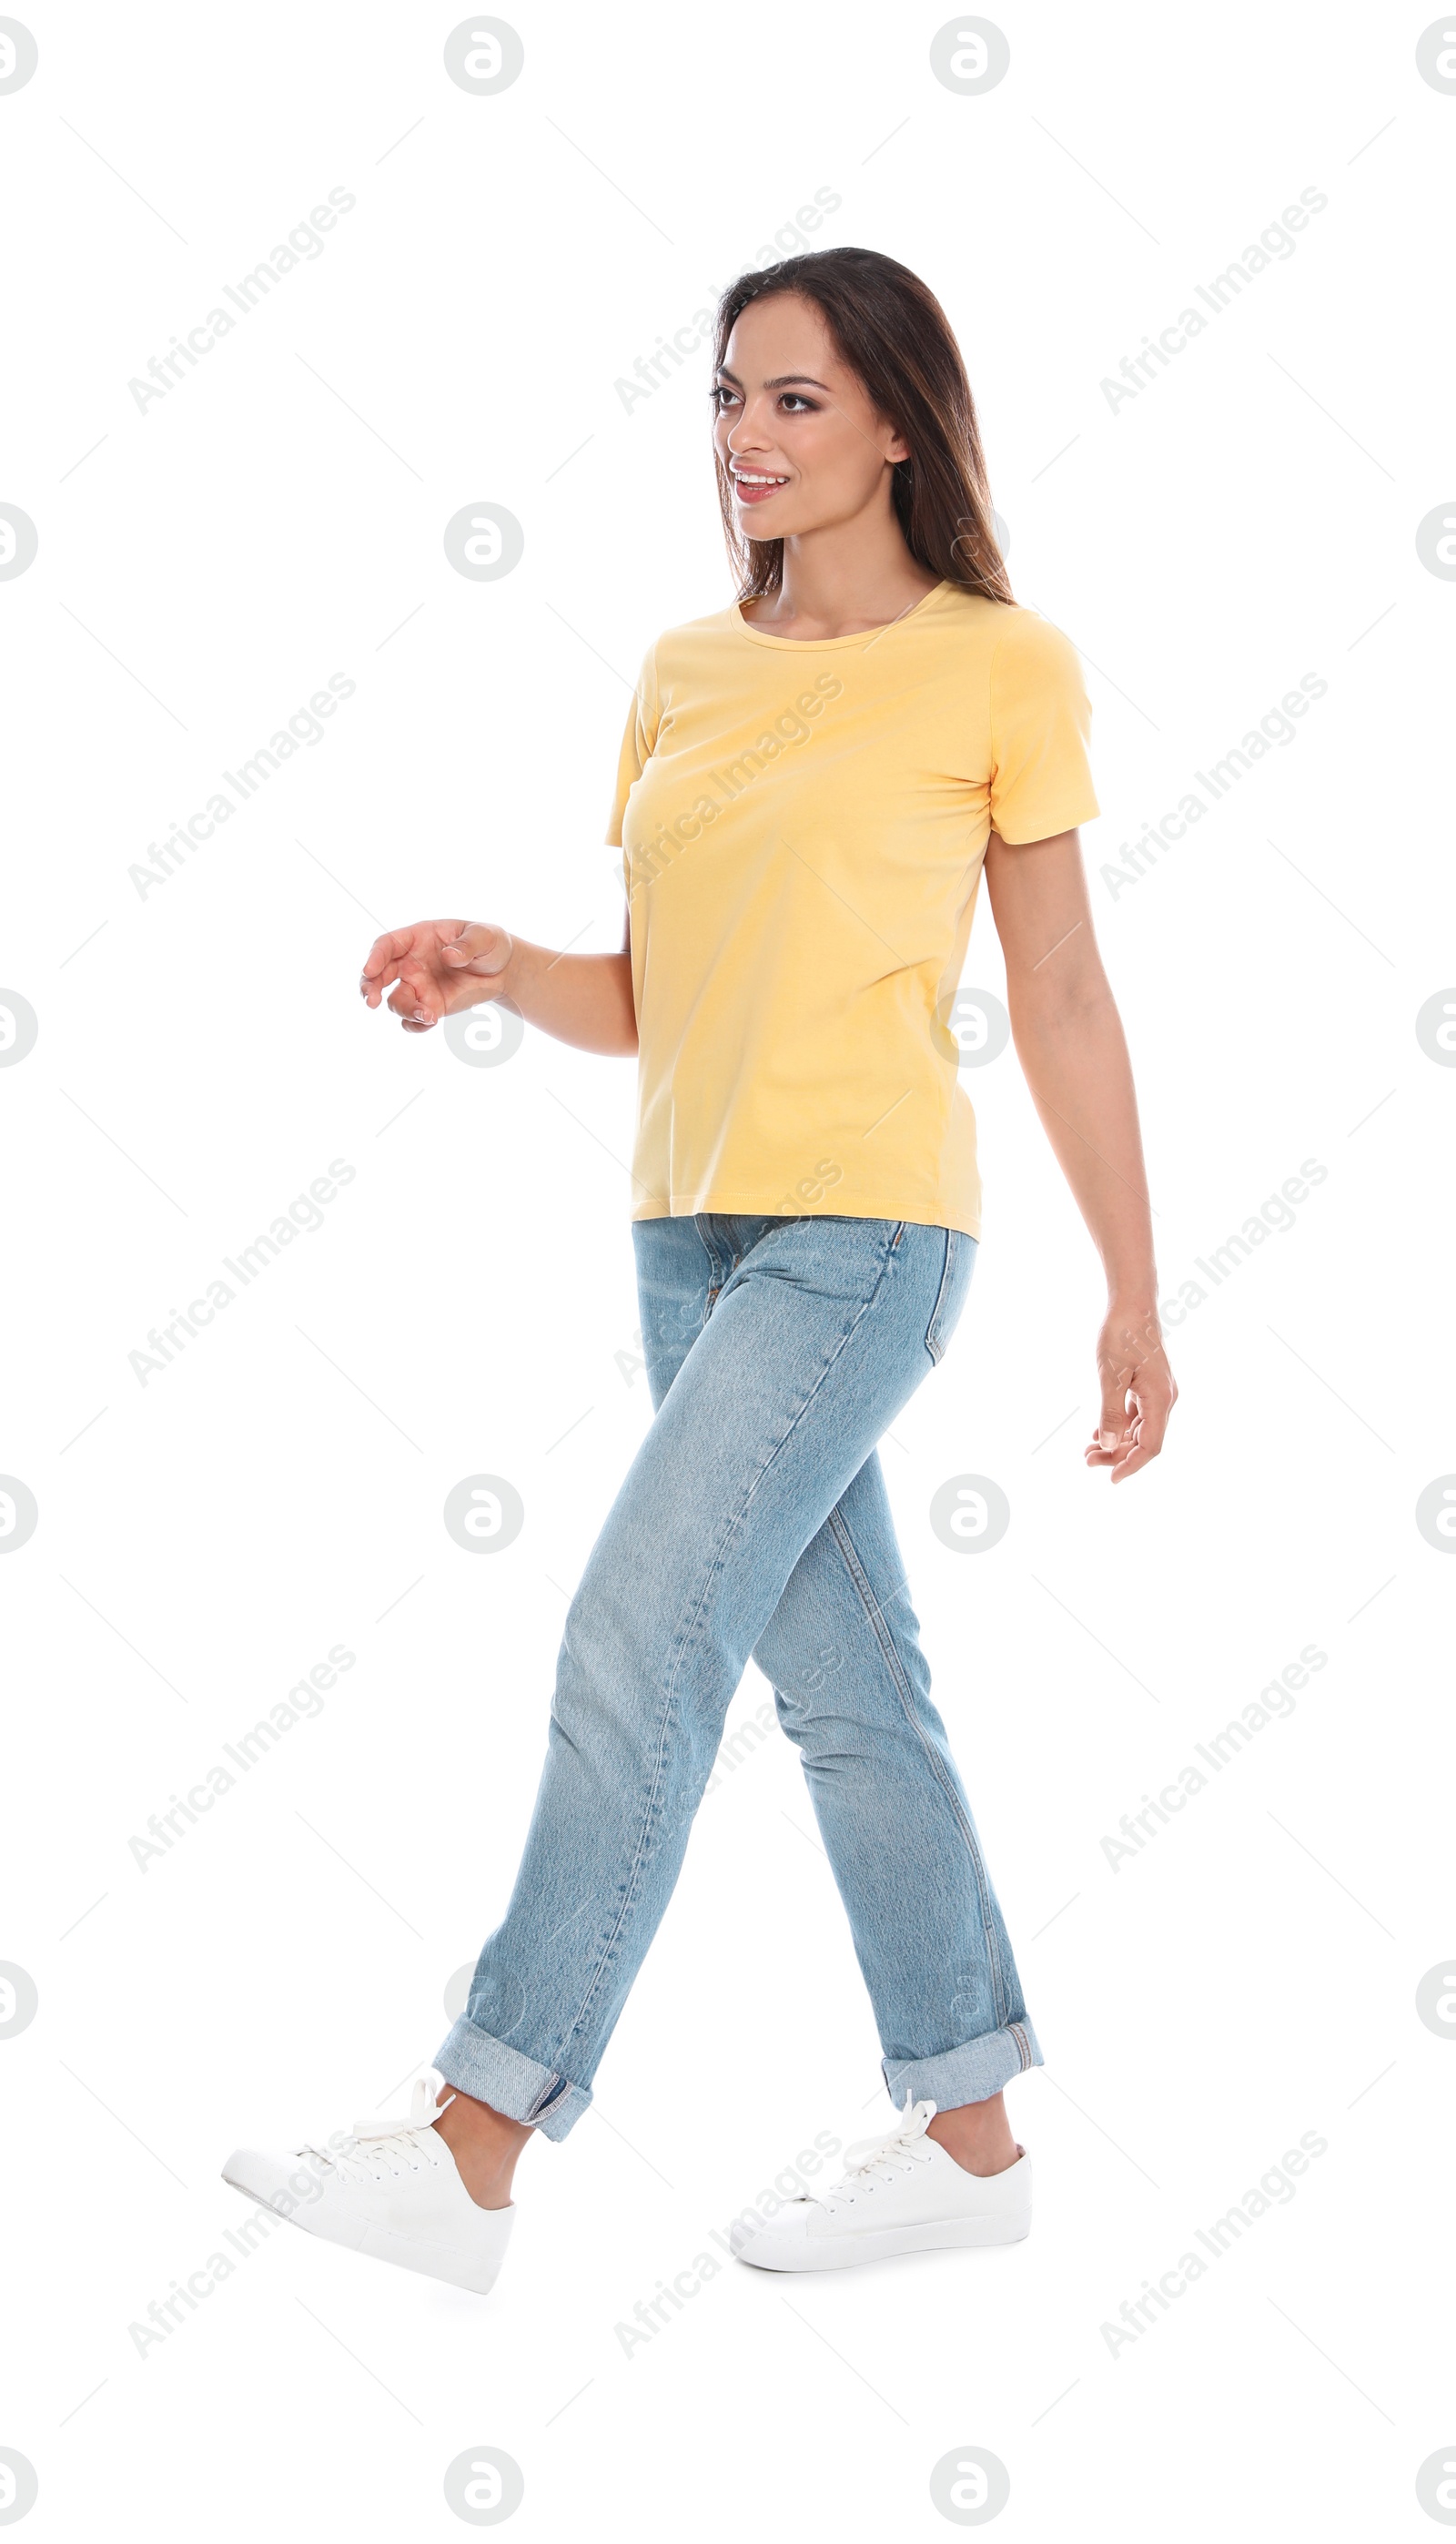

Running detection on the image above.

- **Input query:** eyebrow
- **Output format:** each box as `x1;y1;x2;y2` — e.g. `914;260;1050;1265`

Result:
713;368;832;391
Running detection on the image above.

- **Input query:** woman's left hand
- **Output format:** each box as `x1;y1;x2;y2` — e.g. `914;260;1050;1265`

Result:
1086;1303;1177;1484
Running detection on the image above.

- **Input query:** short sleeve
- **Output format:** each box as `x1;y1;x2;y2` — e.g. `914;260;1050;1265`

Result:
606;644;662;860
988;612;1099;845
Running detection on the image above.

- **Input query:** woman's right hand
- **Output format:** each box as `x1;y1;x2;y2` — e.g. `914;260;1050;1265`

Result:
359;920;515;1032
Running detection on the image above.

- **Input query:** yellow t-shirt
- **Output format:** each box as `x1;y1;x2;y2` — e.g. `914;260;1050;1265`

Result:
606;578;1097;1240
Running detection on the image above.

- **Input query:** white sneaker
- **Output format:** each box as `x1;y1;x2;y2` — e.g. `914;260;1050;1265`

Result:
222;2074;513;2296
730;2095;1031;2274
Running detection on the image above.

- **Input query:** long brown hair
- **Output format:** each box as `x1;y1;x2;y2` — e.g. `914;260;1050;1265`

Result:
710;246;1014;607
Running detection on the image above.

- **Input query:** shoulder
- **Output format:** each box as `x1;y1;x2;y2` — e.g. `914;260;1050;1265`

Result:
643;603;742;661
981;602;1086;685
917;587;1085;682
626;604;740;703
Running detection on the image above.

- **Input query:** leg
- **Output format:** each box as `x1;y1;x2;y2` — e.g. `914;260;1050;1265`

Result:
432;1212;961;2144
752;1447;1041;2144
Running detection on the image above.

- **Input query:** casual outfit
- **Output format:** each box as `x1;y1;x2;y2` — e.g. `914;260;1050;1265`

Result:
226;584;1098;2286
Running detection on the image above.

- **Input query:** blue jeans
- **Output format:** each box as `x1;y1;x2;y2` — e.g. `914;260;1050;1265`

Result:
434;1213;1042;2139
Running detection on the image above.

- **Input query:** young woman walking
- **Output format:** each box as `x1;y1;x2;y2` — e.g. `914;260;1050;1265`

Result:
225;246;1175;2292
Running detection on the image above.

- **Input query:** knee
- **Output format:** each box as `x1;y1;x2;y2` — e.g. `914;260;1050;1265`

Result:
758;1621;848;1713
770;1683;863;1778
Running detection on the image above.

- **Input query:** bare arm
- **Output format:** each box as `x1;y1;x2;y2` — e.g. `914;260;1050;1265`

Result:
359;906;637;1057
983;826;1176;1482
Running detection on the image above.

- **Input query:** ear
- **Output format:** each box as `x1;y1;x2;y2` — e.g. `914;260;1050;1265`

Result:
883;424;913;467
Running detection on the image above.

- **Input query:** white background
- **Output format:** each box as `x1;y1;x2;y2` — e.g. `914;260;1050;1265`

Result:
3;2;1454;2536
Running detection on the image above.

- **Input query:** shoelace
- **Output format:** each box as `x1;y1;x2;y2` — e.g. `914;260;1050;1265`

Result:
296;2073;447;2187
819;2093;939;2211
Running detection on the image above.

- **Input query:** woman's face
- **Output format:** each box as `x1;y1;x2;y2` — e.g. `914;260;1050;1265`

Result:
712;290;909;538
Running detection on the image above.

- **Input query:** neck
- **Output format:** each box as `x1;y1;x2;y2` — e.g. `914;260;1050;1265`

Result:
748;495;939;638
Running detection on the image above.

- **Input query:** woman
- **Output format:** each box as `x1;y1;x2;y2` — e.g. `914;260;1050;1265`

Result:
224;246;1174;2292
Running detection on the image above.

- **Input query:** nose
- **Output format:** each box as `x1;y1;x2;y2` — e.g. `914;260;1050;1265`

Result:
723;393;772;453
726;421;771;461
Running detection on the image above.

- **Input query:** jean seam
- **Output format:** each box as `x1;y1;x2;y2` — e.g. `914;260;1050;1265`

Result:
554;1677;682;2065
824;1498;1013;2029
925;1228;957;1363
694;1212;726;1321
559;1221;905;2062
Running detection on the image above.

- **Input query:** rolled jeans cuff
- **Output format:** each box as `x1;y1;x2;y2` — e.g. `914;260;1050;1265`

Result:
432;2016;592;2143
883;2016;1043;2113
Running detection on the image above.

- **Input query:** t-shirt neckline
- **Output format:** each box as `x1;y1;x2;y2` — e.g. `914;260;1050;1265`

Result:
733;578;951;651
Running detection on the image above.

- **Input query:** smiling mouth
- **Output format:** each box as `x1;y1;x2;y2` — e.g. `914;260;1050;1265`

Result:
732;470;789;505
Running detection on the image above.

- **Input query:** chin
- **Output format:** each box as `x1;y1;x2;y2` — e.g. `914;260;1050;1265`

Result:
737;502;807;534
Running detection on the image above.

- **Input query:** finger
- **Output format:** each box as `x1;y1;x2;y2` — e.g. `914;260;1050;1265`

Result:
387;970;439;1028
441;921;511;975
1097;1382;1132;1457
385;981;429;1019
1131;1386;1172;1460
1107;1385;1174;1482
1087;1380;1160;1469
1112;1436;1156;1482
359;927;417;1003
1111;1389;1171;1481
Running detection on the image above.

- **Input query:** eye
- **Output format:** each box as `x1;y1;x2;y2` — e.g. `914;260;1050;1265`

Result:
710;382;740;410
780;392;818;413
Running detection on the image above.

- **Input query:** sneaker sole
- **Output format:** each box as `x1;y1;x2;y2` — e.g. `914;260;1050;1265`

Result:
734;2211;1031;2272
220;2165;508;2296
